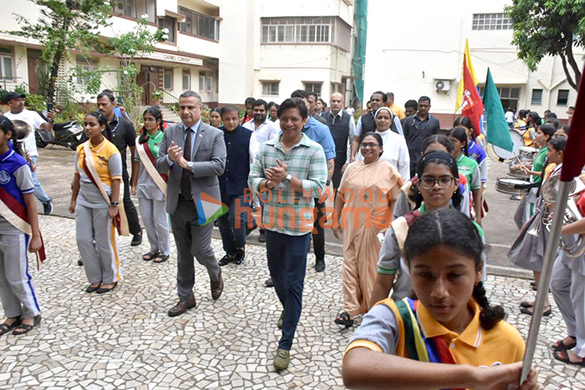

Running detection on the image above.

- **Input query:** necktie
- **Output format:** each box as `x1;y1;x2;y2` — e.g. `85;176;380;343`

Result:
180;128;192;199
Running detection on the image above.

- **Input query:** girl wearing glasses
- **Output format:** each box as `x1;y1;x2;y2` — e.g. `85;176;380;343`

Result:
449;127;483;225
370;151;486;308
343;209;538;390
332;132;403;328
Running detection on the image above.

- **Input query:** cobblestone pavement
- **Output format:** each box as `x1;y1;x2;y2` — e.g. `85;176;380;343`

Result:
0;216;582;389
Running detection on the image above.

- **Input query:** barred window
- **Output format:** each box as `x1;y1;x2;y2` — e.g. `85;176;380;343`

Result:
262;81;280;96
304;82;322;95
472;13;512;31
531;89;543;105
261;17;332;43
179;7;220;41
557;89;569;106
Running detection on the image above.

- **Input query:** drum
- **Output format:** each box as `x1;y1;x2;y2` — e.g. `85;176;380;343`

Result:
518;146;538;165
496;177;532;195
487;130;524;163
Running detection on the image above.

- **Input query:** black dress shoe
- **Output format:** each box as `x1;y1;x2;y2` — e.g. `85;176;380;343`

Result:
210;271;224;300
85;284;100;293
258;230;266;243
131;232;142;246
315;258;325;272
264;277;274;288
168;297;197;317
218;254;234;266
96;283;117;294
234;248;245;265
78;259;84;266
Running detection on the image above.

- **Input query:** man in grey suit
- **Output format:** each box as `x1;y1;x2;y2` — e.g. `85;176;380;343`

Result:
156;91;226;317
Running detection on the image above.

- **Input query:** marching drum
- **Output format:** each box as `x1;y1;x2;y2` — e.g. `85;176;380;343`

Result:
487;130;524;163
518;146;538;164
496;178;532;195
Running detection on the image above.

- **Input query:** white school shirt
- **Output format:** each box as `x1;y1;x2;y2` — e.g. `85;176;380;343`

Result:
356;129;410;180
246;119;281;160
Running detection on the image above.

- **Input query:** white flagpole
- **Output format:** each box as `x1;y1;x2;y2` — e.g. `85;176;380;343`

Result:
519;180;572;384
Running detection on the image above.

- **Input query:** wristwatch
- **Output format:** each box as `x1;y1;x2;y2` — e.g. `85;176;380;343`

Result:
283;174;292;184
110;201;120;207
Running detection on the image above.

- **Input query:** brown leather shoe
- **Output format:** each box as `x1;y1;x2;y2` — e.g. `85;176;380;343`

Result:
167;297;197;317
210;271;224;300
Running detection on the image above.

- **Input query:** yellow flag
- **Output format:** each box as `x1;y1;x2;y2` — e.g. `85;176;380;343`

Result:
455;39;478;112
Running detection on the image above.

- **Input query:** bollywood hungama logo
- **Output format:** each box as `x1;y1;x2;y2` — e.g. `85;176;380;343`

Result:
197;192;229;226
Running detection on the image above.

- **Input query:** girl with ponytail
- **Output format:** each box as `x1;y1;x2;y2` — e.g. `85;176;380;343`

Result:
343;208;539;390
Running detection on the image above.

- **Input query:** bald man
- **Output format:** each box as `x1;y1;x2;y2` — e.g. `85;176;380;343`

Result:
322;93;355;189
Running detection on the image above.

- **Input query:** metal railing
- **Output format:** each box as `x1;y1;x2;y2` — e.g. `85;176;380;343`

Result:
0;77;28;92
162;89;179;105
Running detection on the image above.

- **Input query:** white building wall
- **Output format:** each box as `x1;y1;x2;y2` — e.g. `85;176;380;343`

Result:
364;0;584;121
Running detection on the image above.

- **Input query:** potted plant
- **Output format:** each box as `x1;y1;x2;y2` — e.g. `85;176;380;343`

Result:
151;90;164;105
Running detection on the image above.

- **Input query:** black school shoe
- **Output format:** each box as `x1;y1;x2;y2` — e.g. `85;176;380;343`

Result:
131;232;142;246
234;248;245;265
218;254;234;266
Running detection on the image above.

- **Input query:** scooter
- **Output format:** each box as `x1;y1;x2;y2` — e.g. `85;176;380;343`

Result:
36;120;84;150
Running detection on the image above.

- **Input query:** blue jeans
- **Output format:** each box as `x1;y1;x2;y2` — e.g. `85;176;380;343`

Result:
30;156;51;204
266;230;311;350
218;195;252;254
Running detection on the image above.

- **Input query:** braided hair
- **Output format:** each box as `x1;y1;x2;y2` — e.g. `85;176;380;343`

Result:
139;107;164;144
404;208;505;330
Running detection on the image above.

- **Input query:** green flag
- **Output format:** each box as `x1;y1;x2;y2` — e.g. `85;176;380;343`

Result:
483;68;514;152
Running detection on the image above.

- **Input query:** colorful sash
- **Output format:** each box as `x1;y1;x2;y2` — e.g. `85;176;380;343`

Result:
0;187;47;270
81;141;129;236
382;298;463;390
135;136;167;197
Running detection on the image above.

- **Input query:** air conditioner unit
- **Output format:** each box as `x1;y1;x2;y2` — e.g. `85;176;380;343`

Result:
434;79;451;92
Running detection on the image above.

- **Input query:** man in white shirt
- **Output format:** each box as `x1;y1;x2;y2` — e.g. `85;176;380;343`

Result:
3;92;53;215
505;107;515;127
244;99;280;159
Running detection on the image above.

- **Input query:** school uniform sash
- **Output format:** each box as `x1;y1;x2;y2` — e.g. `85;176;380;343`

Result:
135;136;167;197
382;298;464;390
0;187;47;270
82;141;129;236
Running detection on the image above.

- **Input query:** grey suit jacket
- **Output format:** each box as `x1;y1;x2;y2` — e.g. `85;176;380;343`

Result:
156;121;226;215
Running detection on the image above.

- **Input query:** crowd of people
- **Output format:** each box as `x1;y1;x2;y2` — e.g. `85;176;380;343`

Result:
0;85;583;387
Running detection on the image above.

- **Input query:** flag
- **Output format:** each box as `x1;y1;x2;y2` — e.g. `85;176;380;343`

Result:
460;54;484;137
455;39;478;112
483;68;513;152
561;65;585;181
197;192;228;226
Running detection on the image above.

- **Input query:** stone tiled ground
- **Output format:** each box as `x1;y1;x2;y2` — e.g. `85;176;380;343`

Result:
0;216;582;389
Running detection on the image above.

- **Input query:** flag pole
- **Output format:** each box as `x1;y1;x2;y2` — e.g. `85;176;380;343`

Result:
519;180;572;384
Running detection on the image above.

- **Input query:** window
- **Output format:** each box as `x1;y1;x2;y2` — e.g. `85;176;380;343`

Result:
163;68;173;90
75;56;98;86
159;17;176;43
198;74;212;93
261;17;332;44
0;47;14;81
111;0;156;23
531;89;543;105
182;70;191;90
557;89;569;106
178;7;220;41
262;81;279;96
304;82;322;95
472;13;512;31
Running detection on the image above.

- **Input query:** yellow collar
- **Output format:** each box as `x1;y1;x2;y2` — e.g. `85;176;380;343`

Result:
417;299;484;347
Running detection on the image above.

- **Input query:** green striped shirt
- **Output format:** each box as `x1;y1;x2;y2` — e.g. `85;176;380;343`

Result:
248;133;327;236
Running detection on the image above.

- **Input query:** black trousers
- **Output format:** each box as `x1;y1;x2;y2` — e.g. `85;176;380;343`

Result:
311;199;326;261
123;169;141;236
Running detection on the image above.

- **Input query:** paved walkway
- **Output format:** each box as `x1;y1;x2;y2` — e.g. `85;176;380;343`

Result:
0;216;582;389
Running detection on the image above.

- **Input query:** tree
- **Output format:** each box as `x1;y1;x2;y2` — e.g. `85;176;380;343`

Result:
106;16;168;125
6;0;112;104
506;0;585;91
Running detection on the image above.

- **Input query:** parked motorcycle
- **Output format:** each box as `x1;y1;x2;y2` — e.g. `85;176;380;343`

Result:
36;120;84;150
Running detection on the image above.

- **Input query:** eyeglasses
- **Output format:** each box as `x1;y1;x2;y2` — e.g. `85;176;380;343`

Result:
360;142;380;148
419;175;455;189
